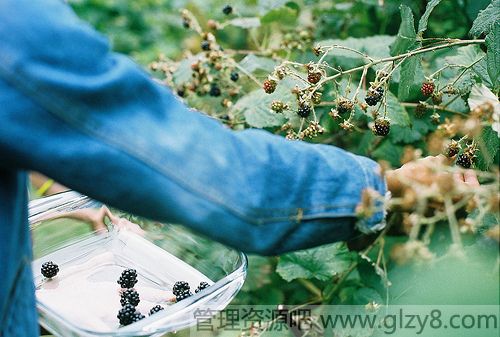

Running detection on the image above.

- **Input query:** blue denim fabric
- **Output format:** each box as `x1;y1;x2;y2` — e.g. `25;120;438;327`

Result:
0;0;386;335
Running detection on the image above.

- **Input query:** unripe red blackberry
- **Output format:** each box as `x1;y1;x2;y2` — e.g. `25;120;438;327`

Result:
421;81;435;97
297;104;311;118
307;71;322;84
372;118;390;136
263;79;277;94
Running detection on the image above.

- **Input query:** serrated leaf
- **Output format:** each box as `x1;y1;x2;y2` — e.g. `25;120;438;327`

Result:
228;17;261;29
473;57;494;88
239;54;278;74
352;287;384;305
398;55;425;101
485;22;500;87
417;0;443;35
386;90;411;127
390;5;418;56
276;243;355;282
390;118;431;144
475;126;500;171
469;0;500;38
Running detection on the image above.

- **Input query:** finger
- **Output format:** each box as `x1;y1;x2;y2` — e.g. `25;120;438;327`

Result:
453;172;465;183
464;170;480;187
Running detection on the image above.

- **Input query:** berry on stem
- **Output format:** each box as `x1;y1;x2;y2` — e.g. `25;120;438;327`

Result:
41;261;59;279
209;84;221;97
230;71;239;82
222;5;233;15
365;86;384;106
263;79;277;94
456;153;473;168
201;40;211;51
297;104;311;118
307;71;322;84
117;269;138;289
421;81;435;97
336;97;354;114
444;140;460;158
372;118;391;136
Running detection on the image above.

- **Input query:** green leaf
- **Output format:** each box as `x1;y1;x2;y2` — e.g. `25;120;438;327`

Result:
398;55;425;101
417;0;443;35
261;3;299;26
469;0;500;38
390;117;431;144
485;22;500;87
238;54;278;74
386;90;411;127
475;126;500;171
390;5;418;56
276;243;355;282
372;140;404;167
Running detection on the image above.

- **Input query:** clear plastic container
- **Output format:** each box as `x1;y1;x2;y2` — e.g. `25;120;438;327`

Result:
29;191;247;337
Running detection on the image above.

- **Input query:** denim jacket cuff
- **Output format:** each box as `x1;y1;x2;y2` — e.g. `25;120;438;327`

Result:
350;155;389;234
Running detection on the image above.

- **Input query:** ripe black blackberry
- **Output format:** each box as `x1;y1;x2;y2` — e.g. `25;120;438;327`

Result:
372;119;390;136
117;304;136;326
415;103;426;118
421;81;435;97
41;261;59;279
263;79;277;94
230;71;239;82
297;104;311;118
222;5;233;15
120;289;140;307
456;153;473;168
149;305;165;316
201;40;211;51
117;269;138;289
365;86;384;106
172;281;190;296
177;88;186;97
209;84;221;97
182;19;190;29
195;282;210;293
176;289;193;302
431;92;443;105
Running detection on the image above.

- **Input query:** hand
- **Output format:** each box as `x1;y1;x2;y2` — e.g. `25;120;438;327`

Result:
385;155;479;198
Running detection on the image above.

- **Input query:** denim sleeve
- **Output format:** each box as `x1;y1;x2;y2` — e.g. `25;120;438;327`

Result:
0;0;386;255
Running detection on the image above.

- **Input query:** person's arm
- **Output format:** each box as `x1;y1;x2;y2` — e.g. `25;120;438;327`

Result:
0;0;386;255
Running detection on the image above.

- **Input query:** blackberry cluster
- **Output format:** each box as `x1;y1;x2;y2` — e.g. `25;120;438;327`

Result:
195;282;210;293
372;119;391;136
365;86;384;106
173;280;193;302
263;79;277;94
149;305;165;316
117;269;138;289
421;81;435;97
297;104;311;118
120;289;140;307
41;261;59;279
